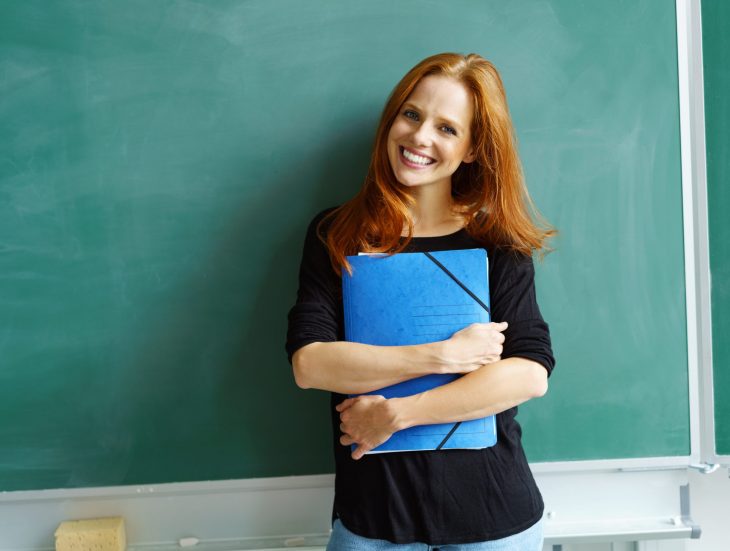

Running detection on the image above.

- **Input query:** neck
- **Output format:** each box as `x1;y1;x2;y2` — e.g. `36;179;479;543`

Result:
404;181;465;237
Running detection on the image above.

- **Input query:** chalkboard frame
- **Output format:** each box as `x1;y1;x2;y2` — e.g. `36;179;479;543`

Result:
532;0;705;473
697;0;730;467
0;0;716;491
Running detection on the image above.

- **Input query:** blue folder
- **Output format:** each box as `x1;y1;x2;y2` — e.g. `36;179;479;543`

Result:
342;248;497;453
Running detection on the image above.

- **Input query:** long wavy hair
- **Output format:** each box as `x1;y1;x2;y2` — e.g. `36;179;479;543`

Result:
320;52;555;275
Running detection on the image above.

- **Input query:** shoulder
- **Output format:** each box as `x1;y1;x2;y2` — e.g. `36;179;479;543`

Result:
488;246;535;284
490;246;534;269
298;206;341;271
306;206;340;239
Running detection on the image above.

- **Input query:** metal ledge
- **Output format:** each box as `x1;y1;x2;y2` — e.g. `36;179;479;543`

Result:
543;517;699;545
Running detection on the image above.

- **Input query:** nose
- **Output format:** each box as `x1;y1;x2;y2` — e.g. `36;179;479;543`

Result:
411;122;433;147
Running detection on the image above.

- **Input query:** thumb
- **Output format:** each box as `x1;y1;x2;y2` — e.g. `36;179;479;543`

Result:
496;321;509;330
352;445;368;461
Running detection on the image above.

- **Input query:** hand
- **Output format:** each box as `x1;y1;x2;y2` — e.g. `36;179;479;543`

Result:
335;395;400;460
442;321;508;374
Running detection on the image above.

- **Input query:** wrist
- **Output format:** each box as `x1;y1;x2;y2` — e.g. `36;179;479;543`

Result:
389;395;419;431
420;341;452;375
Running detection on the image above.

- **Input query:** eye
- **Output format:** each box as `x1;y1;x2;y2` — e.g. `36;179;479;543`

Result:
403;109;419;121
441;125;457;136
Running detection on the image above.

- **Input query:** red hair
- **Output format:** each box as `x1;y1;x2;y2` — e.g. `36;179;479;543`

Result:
320;52;555;275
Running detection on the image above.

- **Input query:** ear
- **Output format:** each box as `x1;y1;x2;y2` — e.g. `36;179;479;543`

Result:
462;146;476;164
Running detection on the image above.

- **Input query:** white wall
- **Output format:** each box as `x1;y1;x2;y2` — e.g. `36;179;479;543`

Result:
684;468;730;551
557;468;729;551
3;469;727;551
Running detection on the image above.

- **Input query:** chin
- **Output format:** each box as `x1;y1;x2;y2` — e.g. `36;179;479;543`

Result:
390;170;418;188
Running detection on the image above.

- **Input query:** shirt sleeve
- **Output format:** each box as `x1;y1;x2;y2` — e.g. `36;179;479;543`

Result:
285;208;342;365
489;248;555;377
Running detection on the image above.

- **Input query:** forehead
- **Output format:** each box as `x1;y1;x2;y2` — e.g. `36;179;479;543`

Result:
405;75;473;124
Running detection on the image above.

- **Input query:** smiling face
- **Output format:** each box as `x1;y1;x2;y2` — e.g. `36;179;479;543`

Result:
386;75;476;191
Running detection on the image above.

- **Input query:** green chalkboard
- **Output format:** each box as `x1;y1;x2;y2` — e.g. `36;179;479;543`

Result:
702;0;730;457
0;0;689;492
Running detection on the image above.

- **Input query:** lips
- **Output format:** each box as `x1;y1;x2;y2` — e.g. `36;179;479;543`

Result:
399;146;435;167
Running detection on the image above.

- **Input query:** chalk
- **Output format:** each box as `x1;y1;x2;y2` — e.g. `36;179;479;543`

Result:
179;537;200;547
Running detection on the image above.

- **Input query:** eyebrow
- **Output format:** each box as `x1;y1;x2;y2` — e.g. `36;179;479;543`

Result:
402;102;466;133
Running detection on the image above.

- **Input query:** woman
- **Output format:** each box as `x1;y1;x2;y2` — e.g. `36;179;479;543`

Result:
286;52;555;550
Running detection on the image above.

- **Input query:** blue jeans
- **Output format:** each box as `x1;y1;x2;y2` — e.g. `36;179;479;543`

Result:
326;517;544;551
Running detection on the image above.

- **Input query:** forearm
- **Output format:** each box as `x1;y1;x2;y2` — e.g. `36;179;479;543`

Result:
292;340;447;394
391;357;548;430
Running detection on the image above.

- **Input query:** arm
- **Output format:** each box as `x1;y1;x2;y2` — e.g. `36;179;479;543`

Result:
397;356;547;425
293;340;442;394
287;211;507;394
293;321;507;394
337;249;555;459
337;357;547;459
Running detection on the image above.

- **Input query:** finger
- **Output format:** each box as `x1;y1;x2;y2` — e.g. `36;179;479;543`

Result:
339;422;347;433
497;321;509;330
335;398;354;412
352;444;370;461
340;434;354;446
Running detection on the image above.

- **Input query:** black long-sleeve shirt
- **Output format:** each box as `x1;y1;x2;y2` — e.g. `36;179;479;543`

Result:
286;207;555;545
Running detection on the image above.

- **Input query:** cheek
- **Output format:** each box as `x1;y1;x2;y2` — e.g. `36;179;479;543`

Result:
450;143;472;164
386;134;400;170
386;134;397;159
388;119;409;142
440;144;461;166
387;126;405;157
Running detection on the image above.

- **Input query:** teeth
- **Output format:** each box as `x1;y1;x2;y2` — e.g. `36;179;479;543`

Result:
402;148;433;165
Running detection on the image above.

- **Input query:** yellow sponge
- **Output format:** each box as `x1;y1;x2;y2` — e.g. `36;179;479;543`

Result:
54;517;126;551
